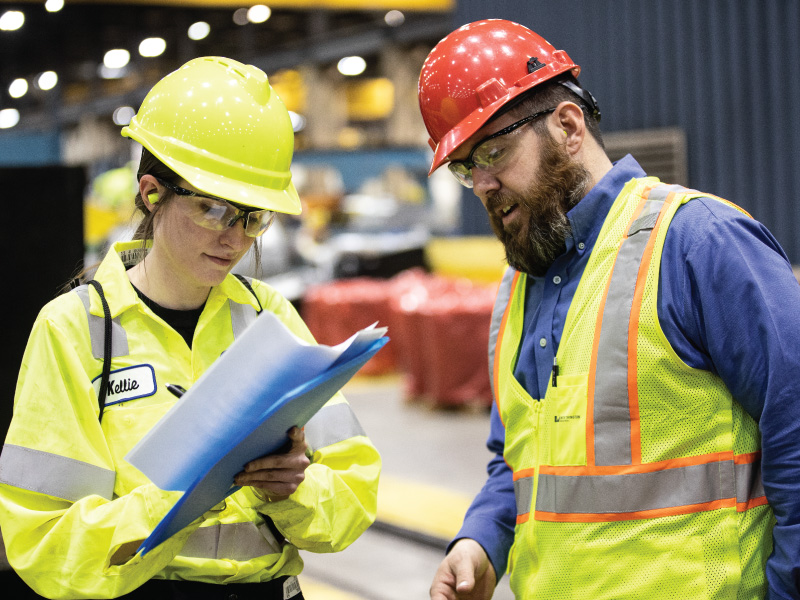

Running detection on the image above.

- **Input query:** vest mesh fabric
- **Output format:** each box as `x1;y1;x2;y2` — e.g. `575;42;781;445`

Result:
495;180;772;599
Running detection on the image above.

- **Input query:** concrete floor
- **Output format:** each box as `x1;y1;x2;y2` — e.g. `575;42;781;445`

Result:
297;375;514;600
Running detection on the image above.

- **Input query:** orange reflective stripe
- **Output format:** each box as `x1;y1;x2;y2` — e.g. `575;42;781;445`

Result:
540;450;735;476
514;468;536;479
536;499;737;523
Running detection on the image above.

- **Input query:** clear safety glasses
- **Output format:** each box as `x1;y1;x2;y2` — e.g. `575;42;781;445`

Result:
447;108;556;188
157;178;275;237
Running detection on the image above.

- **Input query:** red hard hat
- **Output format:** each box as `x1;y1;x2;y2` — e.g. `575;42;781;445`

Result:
418;19;581;174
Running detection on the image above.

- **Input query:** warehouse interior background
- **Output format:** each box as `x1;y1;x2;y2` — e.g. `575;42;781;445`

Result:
1;1;799;598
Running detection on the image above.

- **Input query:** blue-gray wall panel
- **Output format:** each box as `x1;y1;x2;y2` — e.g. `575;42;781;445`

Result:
452;0;800;262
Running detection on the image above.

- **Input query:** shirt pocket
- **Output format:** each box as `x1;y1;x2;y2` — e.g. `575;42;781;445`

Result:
545;373;587;466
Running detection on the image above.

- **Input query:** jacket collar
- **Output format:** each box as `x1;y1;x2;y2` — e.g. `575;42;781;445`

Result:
89;241;261;318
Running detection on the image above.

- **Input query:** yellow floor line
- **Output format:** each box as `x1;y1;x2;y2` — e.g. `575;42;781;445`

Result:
297;475;471;598
376;474;472;541
298;575;367;600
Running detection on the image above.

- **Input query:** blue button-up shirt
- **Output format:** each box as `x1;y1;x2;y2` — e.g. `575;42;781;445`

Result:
456;155;800;600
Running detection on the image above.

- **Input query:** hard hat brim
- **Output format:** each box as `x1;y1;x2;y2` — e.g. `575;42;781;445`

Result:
122;125;302;215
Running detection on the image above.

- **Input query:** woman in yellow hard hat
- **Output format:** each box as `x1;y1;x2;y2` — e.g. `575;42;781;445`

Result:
0;57;380;600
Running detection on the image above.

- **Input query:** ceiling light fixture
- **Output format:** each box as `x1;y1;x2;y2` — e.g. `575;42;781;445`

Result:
384;10;405;27
104;49;130;69
139;37;166;58
232;8;249;26
9;78;28;98
337;56;366;77
45;0;65;13
188;21;210;41
0;108;20;129
288;111;306;133
36;71;58;91
247;5;271;24
112;106;136;126
0;10;25;31
98;65;126;80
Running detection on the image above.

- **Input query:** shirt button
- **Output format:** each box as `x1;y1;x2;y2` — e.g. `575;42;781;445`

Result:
553;275;562;285
539;338;547;348
578;242;586;250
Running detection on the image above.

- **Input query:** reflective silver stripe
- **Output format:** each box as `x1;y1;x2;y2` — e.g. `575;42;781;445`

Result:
489;268;517;400
229;300;258;340
736;459;766;504
536;460;736;515
74;285;129;359
592;185;684;465
514;475;534;518
304;403;365;453
180;521;280;561
0;444;115;502
627;209;660;237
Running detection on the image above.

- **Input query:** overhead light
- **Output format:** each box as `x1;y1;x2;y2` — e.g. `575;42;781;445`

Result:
288;111;306;133
188;21;210;41
45;0;65;13
36;71;58;91
9;78;28;98
384;10;405;27
0;108;20;129
337;56;366;77
232;8;249;26
104;49;130;69
112;106;136;126
139;37;166;58
0;10;25;31
248;5;271;24
99;65;127;80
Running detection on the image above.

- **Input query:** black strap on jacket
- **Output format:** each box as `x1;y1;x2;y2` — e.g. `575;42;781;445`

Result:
87;275;262;421
87;279;112;422
234;274;263;314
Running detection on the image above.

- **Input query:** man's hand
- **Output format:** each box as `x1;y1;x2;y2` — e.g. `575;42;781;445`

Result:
430;538;496;600
234;427;310;500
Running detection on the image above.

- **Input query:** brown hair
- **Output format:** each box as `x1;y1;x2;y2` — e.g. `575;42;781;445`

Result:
132;147;179;241
504;76;604;149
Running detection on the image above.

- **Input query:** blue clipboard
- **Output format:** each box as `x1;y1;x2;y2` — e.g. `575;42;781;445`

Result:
136;336;386;555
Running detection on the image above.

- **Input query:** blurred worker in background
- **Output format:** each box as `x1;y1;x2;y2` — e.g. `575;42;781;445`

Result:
418;19;800;600
0;56;380;599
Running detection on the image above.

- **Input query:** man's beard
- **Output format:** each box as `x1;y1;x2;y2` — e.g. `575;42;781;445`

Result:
487;133;592;276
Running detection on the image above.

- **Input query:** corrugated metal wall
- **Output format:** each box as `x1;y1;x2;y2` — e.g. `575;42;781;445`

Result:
452;0;800;263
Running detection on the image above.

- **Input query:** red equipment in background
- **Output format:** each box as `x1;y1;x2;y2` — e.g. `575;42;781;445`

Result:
302;269;498;408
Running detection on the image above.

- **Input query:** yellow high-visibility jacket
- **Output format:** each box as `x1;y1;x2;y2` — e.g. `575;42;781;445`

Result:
0;241;381;599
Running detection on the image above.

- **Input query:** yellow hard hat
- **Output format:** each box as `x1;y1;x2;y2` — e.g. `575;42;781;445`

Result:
122;56;301;214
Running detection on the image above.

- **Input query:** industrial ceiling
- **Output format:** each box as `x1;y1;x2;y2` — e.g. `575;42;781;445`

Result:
0;0;453;132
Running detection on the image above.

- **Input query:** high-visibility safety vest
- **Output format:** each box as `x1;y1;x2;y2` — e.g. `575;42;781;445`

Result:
0;241;380;599
490;179;774;600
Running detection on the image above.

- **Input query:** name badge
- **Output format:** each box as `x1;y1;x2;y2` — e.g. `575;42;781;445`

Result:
92;364;157;406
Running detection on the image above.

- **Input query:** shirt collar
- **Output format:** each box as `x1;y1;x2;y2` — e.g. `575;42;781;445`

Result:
565;154;647;250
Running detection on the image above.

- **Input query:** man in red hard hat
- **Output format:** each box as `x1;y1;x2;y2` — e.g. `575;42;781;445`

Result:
419;19;800;600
